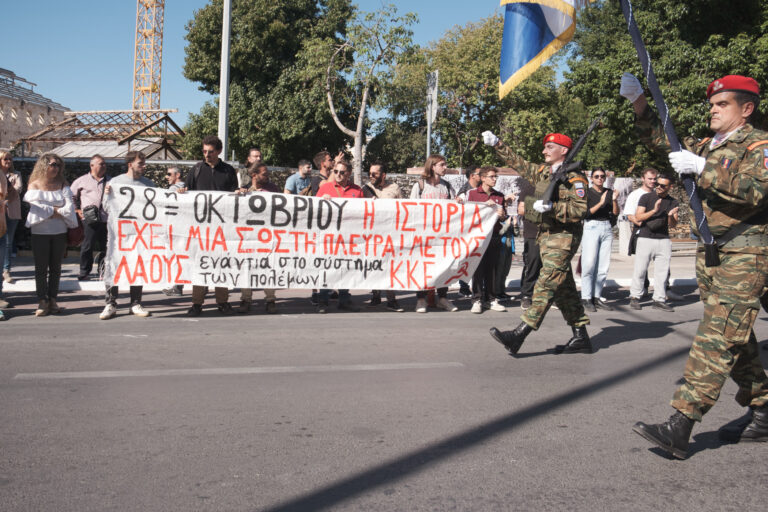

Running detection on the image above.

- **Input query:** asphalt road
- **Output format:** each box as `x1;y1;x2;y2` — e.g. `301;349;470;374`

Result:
1;284;767;511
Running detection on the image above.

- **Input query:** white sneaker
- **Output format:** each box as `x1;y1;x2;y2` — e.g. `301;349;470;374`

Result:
489;300;507;312
99;304;116;320
415;298;427;313
437;297;458;312
130;304;151;317
471;300;483;314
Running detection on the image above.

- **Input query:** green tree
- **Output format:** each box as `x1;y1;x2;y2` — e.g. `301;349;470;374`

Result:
325;4;417;184
181;0;354;164
372;14;585;171
566;0;768;174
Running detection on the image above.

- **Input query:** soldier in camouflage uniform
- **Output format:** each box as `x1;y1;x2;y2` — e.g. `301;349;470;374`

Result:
482;130;592;356
621;73;768;458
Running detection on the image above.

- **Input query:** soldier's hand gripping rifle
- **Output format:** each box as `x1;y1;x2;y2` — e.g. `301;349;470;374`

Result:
538;113;603;206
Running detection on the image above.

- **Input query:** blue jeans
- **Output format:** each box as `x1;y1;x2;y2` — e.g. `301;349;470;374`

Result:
580;220;613;300
2;216;18;273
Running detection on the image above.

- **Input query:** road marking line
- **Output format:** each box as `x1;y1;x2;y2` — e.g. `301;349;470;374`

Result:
14;362;464;380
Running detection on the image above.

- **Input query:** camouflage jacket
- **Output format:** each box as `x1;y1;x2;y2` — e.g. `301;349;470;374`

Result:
636;105;768;254
494;141;588;228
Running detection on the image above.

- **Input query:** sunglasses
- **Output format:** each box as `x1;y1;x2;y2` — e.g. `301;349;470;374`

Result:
48;161;61;167
592;174;605;179
333;170;349;175
656;182;670;189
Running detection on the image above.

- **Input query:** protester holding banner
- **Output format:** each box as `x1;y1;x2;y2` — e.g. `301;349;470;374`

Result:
623;73;768;455
362;162;405;312
98;151;154;320
466;167;507;314
484;131;592;355
23;154;78;317
183;135;239;316
315;160;363;313
409;154;459;313
162;167;186;297
238;162;280;314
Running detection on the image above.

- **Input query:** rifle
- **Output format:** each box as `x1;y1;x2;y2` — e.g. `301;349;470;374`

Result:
539;113;603;204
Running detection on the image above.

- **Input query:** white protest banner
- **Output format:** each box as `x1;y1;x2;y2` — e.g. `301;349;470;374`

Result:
103;186;497;290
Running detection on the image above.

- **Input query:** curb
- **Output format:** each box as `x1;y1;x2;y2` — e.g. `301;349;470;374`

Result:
3;277;700;294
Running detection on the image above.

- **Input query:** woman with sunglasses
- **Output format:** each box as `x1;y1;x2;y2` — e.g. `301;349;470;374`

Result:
580;168;619;312
23;154;78;316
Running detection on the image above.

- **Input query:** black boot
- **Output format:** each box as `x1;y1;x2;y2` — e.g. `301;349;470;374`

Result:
632;411;694;459
489;322;533;356
717;409;754;443
554;326;592;354
740;404;768;442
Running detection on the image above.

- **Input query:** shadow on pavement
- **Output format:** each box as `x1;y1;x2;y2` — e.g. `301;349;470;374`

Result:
262;346;690;512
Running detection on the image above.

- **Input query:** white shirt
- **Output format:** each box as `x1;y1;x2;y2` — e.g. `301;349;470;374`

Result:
623;187;653;217
24;187;78;235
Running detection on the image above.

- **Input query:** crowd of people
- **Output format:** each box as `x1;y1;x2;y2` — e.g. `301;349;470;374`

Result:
1;71;766;456
0;135;689;323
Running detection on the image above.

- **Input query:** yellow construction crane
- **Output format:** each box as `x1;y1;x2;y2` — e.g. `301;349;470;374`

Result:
132;0;165;111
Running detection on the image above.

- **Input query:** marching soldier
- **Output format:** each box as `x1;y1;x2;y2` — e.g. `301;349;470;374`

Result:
483;131;592;356
622;73;768;457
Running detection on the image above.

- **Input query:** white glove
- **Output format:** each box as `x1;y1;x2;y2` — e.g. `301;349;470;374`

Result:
620;72;644;102
533;200;552;213
669;150;705;176
482;130;499;147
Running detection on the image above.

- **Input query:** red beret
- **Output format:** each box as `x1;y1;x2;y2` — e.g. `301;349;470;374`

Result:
707;75;760;99
543;133;573;149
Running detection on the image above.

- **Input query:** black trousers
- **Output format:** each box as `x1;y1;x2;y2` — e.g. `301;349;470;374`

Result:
31;233;68;301
495;239;514;295
520;237;542;298
80;220;108;278
472;236;502;302
106;286;143;307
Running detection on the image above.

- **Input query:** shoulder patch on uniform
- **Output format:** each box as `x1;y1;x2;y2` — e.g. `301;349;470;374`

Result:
763;148;768;170
568;175;588;187
721;157;733;169
697;137;711;147
747;140;768;151
576;188;585;198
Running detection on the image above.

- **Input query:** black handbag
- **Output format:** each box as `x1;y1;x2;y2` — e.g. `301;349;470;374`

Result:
627;228;639;256
82;179;106;225
82;205;100;225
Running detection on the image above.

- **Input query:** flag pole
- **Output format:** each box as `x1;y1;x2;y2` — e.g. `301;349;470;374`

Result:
619;0;718;264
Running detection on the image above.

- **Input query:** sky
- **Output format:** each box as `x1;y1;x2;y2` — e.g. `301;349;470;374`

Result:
4;1;499;125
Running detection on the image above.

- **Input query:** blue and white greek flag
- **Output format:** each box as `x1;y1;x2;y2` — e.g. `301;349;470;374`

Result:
499;1;588;99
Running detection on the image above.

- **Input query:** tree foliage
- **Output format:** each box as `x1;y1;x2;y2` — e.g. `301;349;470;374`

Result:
181;0;354;164
566;0;768;174
325;4;417;183
371;14;588;171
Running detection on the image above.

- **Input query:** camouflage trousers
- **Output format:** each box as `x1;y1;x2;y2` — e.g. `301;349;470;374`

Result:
522;230;589;330
671;250;768;421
